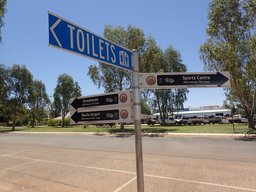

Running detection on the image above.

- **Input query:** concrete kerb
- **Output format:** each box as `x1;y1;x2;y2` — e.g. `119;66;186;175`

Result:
10;131;255;138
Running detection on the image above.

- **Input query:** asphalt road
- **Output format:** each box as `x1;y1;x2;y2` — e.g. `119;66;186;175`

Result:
0;132;255;192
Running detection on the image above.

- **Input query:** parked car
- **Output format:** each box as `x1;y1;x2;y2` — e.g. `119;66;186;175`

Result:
209;116;229;124
175;115;208;125
157;116;176;125
198;116;210;124
229;114;248;123
147;118;156;125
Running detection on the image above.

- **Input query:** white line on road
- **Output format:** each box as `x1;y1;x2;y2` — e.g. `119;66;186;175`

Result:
4;150;27;156
1;154;136;175
0;160;38;174
113;176;137;192
145;173;256;192
1;154;256;192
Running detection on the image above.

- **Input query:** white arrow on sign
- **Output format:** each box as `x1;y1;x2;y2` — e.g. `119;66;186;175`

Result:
50;18;62;47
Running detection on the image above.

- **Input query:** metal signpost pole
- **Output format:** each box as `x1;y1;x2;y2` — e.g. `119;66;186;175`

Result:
132;50;144;192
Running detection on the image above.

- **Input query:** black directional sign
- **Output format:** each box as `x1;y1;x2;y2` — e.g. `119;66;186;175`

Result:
70;107;132;124
157;72;229;87
71;109;119;123
71;94;118;110
69;91;133;124
70;91;131;110
140;72;230;89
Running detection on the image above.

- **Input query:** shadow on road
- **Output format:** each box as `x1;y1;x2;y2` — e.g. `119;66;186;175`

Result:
0;128;12;134
0;130;11;134
94;127;179;138
235;133;256;142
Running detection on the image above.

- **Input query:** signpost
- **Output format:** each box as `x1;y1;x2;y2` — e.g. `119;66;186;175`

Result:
48;12;132;71
49;12;231;192
49;12;144;192
140;72;230;89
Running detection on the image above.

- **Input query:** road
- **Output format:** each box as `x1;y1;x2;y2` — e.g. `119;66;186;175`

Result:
0;132;255;192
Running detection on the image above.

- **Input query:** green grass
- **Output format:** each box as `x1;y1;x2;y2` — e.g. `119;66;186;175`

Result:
141;123;249;134
0;123;251;134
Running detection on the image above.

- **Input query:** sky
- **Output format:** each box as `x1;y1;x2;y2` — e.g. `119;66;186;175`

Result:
0;0;227;109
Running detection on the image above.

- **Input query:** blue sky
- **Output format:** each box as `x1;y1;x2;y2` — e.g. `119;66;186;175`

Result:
0;0;227;108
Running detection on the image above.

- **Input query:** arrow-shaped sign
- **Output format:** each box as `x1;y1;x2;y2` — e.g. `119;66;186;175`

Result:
69;91;131;111
71;93;119;110
140;72;230;89
157;72;229;87
69;91;133;124
70;107;133;125
71;110;120;124
48;12;133;71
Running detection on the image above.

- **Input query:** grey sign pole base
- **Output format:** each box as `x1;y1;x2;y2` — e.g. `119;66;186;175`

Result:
132;50;144;192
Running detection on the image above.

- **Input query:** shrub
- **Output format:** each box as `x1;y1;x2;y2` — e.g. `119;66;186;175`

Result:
47;119;54;127
63;118;70;127
27;119;38;127
54;119;61;127
47;118;69;127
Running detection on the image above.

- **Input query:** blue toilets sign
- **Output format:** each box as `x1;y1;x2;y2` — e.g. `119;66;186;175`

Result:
48;12;132;71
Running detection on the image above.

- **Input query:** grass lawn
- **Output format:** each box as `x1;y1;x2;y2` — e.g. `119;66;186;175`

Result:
141;123;250;134
0;123;252;134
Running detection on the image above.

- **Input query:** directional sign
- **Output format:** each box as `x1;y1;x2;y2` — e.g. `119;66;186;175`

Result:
70;106;133;125
69;91;131;111
69;91;133;124
140;72;230;89
48;12;132;71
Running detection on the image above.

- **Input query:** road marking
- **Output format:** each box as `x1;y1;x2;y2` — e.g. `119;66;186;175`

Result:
1;154;256;192
145;174;256;192
1;154;136;175
113;176;136;192
4;150;27;156
0;160;38;174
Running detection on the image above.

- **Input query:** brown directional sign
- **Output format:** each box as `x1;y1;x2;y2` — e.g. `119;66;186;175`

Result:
140;72;230;89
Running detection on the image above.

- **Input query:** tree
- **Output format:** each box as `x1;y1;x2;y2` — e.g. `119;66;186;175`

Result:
141;100;152;115
141;38;188;124
28;80;50;127
0;64;9;122
88;25;145;92
6;64;33;130
200;0;256;129
49;97;61;119
0;0;7;43
0;63;9;104
87;25;145;129
53;74;81;127
88;26;188;125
